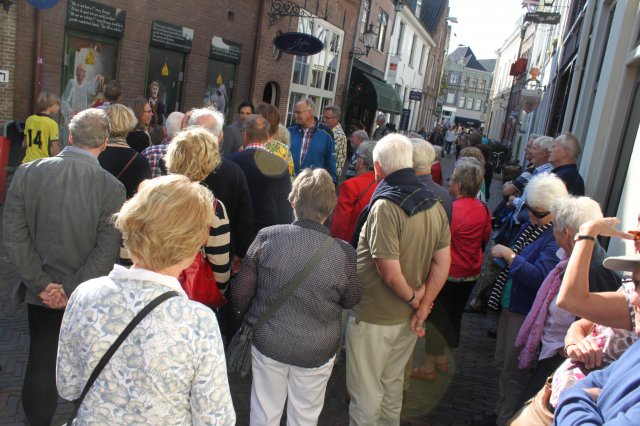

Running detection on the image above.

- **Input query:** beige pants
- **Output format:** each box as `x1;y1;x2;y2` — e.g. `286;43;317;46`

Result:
346;316;417;426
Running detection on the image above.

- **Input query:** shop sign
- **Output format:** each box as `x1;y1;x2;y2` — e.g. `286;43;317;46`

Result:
273;32;323;56
66;0;126;39
524;12;561;25
387;56;399;85
27;0;62;9
409;90;422;101
151;20;194;53
210;36;242;64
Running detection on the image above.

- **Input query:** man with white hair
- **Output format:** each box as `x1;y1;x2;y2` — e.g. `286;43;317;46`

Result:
549;132;585;195
372;113;389;140
142;111;185;178
411;139;452;222
344;129;369;180
346;134;451;425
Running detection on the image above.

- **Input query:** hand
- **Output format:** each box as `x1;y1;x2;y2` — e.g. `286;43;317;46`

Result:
39;283;68;309
410;301;432;337
566;336;603;369
579;217;633;240
230;256;242;276
507;196;516;209
409;285;426;311
491;244;513;260
583;387;601;402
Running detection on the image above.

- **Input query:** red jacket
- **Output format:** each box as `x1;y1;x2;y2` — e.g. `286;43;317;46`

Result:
330;171;377;242
449;197;491;279
432;162;443;186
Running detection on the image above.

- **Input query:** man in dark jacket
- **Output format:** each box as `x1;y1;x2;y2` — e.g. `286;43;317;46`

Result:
549;132;585;196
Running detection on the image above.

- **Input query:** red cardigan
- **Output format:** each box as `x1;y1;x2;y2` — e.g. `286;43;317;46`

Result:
449;197;491;279
330;171;377;242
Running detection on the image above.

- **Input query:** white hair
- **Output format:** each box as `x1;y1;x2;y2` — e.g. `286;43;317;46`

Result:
533;135;554;151
165;111;185;139
551;196;603;234
188;108;224;137
524;172;569;211
556;133;582;160
432;145;444;158
411;139;436;173
373;134;413;175
352;129;369;141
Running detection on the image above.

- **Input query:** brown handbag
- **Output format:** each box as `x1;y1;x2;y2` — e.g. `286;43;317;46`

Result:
508;376;554;426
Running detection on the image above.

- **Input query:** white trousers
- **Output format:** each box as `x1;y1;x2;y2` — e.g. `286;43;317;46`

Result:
250;345;336;426
345;316;417;426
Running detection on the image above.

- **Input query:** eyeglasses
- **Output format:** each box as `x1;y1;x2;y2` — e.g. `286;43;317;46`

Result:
322;115;337;121
524;203;550;219
294;109;312;115
144;110;153;114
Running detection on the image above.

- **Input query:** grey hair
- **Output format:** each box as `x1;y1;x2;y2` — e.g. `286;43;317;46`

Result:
407;132;422;139
433;145;444;158
528;133;541;143
69;108;110;149
323;105;341;117
556;132;581;160
244;114;270;142
411;139;436;173
373;134;413;175
357;140;376;170
551;196;603;235
524;172;569;211
276;124;291;146
451;159;484;197
189;108;225;137
288;168;336;222
352;129;369;141
298;98;316;112
533;135;554;151
376;113;386;122
165;112;185;139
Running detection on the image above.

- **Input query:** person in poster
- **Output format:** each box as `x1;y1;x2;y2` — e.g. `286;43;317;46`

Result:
148;81;166;126
61;64;104;125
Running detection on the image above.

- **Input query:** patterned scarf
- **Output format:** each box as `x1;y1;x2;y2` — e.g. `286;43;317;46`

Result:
515;256;569;369
487;222;552;311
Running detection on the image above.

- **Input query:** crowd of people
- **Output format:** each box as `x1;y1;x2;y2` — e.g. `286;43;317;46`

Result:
5;83;640;426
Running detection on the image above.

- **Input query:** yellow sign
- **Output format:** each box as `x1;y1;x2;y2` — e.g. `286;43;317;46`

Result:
161;62;169;77
216;73;223;85
85;50;95;65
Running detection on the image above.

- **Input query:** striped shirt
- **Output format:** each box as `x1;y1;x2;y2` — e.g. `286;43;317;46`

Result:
206;198;231;289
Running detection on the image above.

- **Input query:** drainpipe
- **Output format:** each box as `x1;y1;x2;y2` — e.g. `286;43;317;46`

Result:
249;0;266;104
561;0;597;133
32;9;43;114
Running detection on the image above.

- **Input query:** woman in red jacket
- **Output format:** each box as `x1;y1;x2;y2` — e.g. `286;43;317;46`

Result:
330;141;377;242
411;158;491;380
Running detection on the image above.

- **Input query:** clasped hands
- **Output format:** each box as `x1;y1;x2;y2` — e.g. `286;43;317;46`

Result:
409;285;433;338
39;283;68;309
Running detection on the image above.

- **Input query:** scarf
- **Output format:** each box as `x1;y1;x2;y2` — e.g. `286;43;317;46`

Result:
349;168;438;247
515;256;569;369
487;222;552;311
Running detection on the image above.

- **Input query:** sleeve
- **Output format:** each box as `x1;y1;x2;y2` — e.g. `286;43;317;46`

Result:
2;166;53;295
330;182;358;241
436;206;452;250
367;201;401;260
338;241;362;309
231;232;262;317
324;134;337;184
553;367;609;425
62;182;126;290
190;308;236;425
205;199;231;288
510;235;559;291
232;168;254;258
56;290;84;400
47;118;60;142
276;174;294;225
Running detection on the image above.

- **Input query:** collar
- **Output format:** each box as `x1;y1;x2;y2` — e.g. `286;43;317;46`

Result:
243;142;269;151
552;163;577;172
60;145;98;160
36;112;54;119
293;219;331;235
109;264;187;297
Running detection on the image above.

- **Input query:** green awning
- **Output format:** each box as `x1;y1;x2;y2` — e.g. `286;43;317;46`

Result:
362;74;403;114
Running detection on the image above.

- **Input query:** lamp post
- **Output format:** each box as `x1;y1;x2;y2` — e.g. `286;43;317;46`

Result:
348;24;377;59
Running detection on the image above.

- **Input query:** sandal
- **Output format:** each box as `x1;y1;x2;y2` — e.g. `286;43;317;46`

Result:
410;367;436;381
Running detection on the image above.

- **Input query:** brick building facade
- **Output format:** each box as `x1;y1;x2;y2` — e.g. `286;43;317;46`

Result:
0;4;17;129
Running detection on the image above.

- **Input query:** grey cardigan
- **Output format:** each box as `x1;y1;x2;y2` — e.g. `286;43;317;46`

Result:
3;148;126;307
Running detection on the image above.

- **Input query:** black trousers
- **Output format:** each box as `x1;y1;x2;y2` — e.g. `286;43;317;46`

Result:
23;304;65;426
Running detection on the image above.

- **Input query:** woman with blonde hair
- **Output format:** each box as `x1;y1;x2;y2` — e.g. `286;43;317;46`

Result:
126;97;153;153
99;104;151;199
165;126;231;300
56;175;235;424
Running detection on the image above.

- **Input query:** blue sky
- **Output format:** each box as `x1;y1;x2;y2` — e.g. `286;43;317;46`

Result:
447;0;526;59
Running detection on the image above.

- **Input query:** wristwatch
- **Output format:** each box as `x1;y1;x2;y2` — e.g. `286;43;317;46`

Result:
574;234;596;242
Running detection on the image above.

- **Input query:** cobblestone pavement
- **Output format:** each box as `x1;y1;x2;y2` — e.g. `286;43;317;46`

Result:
0;151;504;425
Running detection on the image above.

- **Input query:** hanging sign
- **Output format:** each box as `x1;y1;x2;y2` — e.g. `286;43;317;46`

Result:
521;88;543;113
66;0;126;39
524;12;561;25
150;20;194;53
409;90;422;101
210;36;242;64
387;56;399;85
273;32;323;56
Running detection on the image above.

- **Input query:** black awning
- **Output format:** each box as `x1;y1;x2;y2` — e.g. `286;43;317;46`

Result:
454;116;482;127
350;71;403;114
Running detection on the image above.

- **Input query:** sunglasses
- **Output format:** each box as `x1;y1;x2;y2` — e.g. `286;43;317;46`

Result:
524;203;550;219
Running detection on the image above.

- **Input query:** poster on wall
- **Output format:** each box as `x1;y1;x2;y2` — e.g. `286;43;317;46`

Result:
204;36;242;120
146;47;185;117
65;0;126;39
150;21;193;53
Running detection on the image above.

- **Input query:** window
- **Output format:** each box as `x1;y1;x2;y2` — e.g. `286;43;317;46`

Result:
376;10;388;51
479;79;486;93
396;22;404;55
474;99;482;111
408;35;417;67
446;91;455;104
465;97;473;109
470;78;477;91
293;55;309;85
418;45;426;74
286;92;305;126
361;0;371;38
458;96;465;108
449;72;459;85
463;76;470;91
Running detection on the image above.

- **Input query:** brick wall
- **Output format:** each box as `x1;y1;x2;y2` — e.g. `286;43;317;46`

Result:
14;0;261;121
0;3;17;128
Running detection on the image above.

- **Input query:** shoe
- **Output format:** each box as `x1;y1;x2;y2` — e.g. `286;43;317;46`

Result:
410;367;436;381
472;413;497;426
436;362;448;373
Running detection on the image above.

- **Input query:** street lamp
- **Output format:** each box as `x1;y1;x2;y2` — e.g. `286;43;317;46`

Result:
446;16;458;24
349;24;377;59
394;0;404;12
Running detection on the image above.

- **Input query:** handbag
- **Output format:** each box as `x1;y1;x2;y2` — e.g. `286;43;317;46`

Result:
226;235;333;377
508;376;554;426
179;249;227;308
66;291;179;425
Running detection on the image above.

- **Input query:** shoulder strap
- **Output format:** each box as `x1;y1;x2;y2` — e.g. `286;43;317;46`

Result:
67;291;179;425
251;236;333;333
354;179;376;205
116;151;138;179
